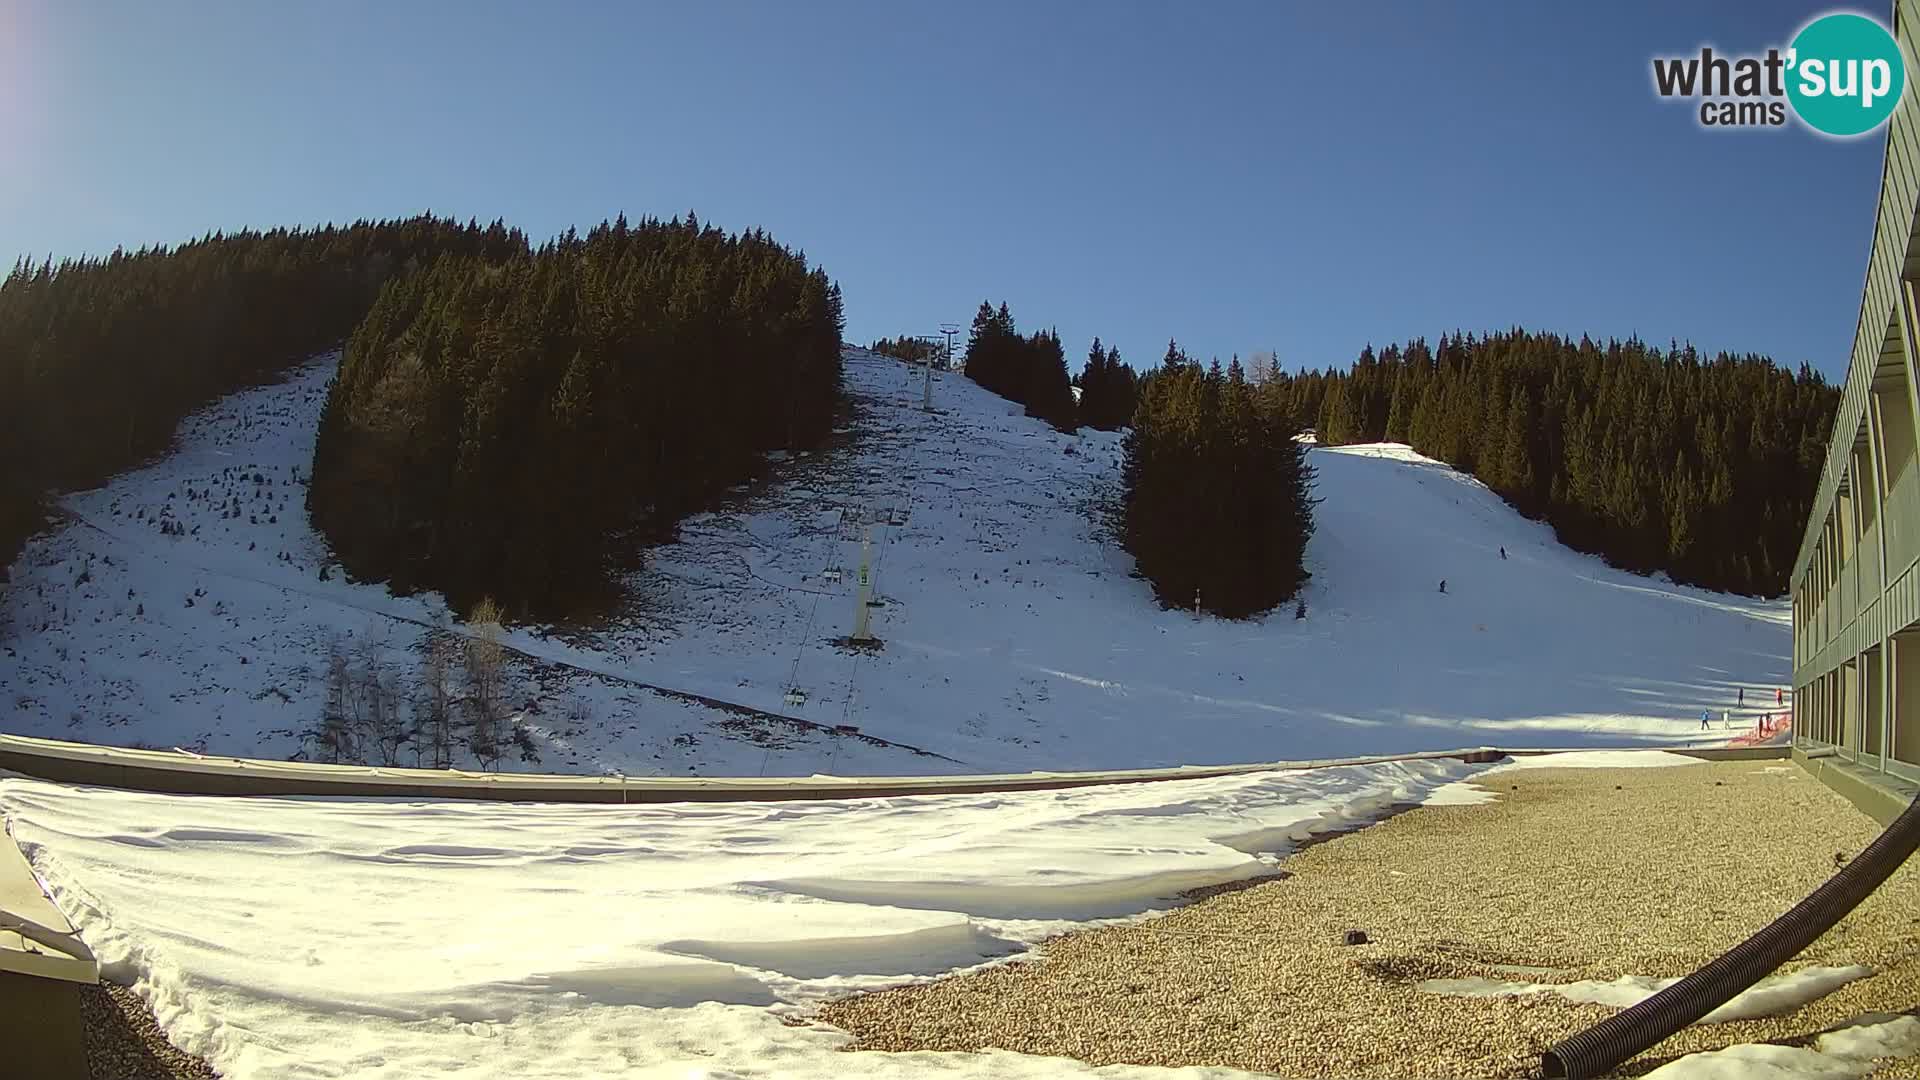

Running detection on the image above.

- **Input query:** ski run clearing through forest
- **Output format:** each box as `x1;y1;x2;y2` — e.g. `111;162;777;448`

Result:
0;346;1789;775
4;751;1904;1080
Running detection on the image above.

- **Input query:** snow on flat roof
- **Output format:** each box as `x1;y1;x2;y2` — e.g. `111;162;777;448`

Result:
1;756;1480;1079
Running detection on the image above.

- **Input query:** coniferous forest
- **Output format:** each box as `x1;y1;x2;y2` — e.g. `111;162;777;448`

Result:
0;221;1832;619
0;217;525;572
1123;344;1317;619
868;335;946;366
1257;330;1837;597
307;215;844;618
961;302;1080;432
1076;336;1140;432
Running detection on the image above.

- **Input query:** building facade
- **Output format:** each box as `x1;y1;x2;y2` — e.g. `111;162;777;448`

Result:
1791;0;1920;785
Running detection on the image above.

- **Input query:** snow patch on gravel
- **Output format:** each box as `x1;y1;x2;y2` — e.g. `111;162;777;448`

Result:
1489;750;1709;771
1419;748;1709;806
1643;1013;1920;1079
1420;965;1874;1023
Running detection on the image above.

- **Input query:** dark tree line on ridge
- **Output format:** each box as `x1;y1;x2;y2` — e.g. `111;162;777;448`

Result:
0;216;526;574
961;301;1079;432
1258;329;1837;597
960;302;1140;433
868;335;949;367
1123;344;1317;619
307;214;845;618
1077;336;1141;431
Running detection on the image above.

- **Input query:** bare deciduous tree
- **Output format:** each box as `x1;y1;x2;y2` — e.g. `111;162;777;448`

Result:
1248;350;1280;386
464;597;506;771
315;634;356;764
417;631;456;770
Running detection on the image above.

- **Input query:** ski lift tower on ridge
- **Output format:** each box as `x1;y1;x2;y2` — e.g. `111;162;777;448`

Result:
918;334;943;411
941;322;961;373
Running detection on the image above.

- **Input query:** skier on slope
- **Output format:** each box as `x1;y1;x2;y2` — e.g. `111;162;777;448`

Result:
1499;546;1506;560
1438;579;1447;594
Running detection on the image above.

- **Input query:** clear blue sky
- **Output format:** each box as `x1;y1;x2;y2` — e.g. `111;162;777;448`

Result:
0;1;1887;381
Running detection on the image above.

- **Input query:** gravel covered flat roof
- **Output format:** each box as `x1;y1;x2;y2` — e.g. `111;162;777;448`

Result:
817;760;1920;1078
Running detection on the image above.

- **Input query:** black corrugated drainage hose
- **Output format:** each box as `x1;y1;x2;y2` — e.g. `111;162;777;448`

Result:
1542;787;1920;1079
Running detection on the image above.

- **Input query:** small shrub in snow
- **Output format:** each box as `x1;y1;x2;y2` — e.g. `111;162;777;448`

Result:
511;721;541;765
567;696;592;728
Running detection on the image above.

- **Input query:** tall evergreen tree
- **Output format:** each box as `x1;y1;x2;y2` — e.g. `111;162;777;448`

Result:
1024;329;1077;431
1078;342;1138;431
1122;355;1316;618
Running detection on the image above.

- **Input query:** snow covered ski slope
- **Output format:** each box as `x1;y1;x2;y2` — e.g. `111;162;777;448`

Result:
0;347;1790;774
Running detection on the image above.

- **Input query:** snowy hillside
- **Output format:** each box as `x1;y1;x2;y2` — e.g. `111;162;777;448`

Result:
0;347;1790;774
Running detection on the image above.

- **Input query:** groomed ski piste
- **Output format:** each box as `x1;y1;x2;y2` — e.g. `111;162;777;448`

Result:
6;750;1912;1080
0;347;1790;777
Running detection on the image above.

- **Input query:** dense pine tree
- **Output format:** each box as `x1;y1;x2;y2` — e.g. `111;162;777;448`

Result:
0;216;522;570
962;301;1018;398
1078;339;1140;431
307;215;844;617
1122;344;1316;618
961;301;1077;430
1023;328;1077;431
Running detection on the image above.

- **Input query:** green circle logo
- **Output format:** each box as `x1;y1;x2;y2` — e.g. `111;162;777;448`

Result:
1786;13;1906;137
